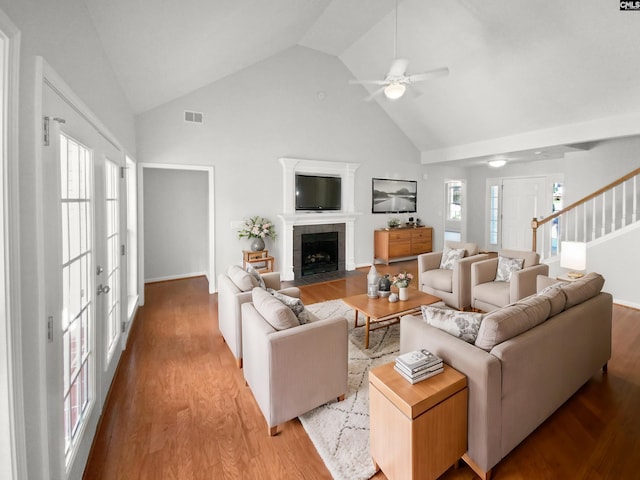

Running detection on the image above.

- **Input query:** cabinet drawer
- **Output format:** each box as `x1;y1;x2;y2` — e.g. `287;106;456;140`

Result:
389;231;411;242
389;243;412;257
411;230;431;241
412;242;432;254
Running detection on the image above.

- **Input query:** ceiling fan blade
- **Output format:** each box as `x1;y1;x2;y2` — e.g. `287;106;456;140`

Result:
387;58;409;78
349;78;388;86
364;87;386;102
405;66;449;84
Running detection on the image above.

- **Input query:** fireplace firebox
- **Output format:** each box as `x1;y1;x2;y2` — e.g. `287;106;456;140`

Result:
301;232;338;276
293;223;345;280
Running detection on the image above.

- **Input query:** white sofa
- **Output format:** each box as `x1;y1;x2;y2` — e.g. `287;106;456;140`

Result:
241;287;348;435
217;265;299;368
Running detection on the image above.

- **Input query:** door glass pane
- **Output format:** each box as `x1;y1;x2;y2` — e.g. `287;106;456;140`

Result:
105;160;120;359
59;133;93;459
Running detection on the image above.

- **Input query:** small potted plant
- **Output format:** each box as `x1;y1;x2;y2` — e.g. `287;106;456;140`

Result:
238;216;276;251
387;218;401;229
392;271;413;301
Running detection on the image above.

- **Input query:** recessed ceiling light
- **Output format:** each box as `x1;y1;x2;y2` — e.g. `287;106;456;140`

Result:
488;159;507;168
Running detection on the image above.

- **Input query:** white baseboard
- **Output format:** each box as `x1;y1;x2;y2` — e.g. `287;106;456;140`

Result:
144;271;208;283
614;299;640;310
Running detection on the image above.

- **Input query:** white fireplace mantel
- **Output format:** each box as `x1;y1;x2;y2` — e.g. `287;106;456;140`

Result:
278;157;361;281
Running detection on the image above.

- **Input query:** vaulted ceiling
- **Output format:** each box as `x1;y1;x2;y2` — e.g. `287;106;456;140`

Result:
83;0;640;163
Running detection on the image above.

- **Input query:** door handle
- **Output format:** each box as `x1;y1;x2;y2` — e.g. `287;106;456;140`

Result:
97;284;111;295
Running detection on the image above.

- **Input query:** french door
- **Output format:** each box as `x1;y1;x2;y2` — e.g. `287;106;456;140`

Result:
42;78;124;478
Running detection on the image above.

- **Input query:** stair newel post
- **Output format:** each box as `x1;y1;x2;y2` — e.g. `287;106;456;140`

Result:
531;217;539;253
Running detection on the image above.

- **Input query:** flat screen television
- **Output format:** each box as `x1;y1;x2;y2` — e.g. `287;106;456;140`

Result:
372;178;417;214
295;174;342;211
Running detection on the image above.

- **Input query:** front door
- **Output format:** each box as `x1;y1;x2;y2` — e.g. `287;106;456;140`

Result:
501;176;548;250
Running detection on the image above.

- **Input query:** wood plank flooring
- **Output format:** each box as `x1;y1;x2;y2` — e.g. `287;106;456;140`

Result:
84;261;640;479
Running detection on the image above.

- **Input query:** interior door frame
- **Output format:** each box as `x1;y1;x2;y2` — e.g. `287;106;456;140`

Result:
137;162;215;306
0;8;26;479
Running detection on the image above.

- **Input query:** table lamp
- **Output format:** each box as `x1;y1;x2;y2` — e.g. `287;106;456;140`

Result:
560;241;586;279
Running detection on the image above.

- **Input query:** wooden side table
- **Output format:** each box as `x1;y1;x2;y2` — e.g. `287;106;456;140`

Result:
369;362;468;480
242;250;274;273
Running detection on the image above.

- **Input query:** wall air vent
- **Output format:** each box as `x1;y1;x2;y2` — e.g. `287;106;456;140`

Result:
184;111;204;124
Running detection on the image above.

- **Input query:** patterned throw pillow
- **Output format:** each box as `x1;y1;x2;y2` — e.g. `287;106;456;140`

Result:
269;290;319;324
421;305;483;343
439;248;466;270
245;263;266;289
495;256;525;282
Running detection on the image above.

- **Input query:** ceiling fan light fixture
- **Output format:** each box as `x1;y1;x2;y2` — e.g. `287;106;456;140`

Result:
384;82;406;100
488;159;507;168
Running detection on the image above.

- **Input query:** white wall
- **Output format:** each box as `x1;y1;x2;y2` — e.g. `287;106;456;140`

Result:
136;46;422;275
143;168;209;282
0;0;136;478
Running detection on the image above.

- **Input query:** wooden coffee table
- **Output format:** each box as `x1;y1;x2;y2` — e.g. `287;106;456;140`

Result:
342;290;441;348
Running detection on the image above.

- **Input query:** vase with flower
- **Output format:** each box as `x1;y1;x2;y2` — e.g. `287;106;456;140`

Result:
391;271;413;301
238;216;277;251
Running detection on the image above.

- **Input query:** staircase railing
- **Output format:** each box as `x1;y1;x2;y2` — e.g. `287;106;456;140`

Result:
531;167;640;259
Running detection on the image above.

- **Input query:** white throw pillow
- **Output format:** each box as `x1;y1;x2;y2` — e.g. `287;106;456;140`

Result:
251;287;299;330
227;265;258;291
495;256;525;282
439;247;466;270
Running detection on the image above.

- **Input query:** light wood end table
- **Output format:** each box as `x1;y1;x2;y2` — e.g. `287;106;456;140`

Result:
369;362;468;480
342;290;441;348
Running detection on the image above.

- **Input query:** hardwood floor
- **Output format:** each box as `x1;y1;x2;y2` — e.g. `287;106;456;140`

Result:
84;261;640;479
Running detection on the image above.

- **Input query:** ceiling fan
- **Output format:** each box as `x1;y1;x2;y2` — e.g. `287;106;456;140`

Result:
349;0;449;101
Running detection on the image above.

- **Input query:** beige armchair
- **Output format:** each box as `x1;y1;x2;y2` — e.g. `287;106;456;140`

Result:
217;265;300;368
417;241;488;310
471;248;549;312
242;288;348;435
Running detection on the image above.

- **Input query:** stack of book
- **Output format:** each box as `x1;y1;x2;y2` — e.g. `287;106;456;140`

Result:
394;349;444;384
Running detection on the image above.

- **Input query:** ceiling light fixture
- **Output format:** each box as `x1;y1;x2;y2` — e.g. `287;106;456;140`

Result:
488;159;507;168
384;82;406;100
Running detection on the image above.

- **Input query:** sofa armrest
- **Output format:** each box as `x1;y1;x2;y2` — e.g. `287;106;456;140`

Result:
510;263;549;301
277;287;300;298
262;272;281;290
400;315;502;473
418;251;443;274
536;275;562;292
452;254;490;308
471;257;499;286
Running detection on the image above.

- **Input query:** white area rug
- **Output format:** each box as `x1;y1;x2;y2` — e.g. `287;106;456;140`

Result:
300;299;400;480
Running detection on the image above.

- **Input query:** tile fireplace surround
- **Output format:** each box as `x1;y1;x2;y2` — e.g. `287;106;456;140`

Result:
277;157;361;282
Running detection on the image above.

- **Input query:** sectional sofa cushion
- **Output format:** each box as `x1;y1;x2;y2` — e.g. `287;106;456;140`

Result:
561;272;605;309
421;304;483;343
537;283;566;317
227;265;258;292
475;295;551;351
251;287;299;330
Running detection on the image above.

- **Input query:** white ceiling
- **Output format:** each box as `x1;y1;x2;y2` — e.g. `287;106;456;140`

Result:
83;0;640;160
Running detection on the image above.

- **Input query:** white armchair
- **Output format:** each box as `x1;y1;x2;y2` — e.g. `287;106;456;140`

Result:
471;249;549;312
417;241;488;310
217;265;300;368
242;287;348;435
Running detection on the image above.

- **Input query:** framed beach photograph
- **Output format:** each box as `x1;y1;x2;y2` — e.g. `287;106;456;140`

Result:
372;178;417;214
